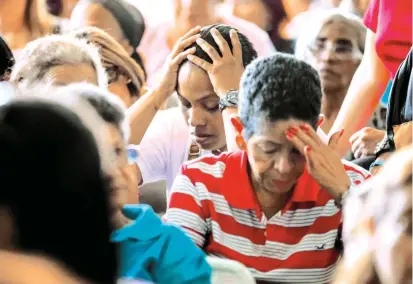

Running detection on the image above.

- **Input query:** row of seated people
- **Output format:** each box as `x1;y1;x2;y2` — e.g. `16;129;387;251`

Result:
0;0;411;283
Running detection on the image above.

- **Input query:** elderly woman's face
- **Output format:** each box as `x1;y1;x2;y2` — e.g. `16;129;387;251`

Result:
105;124;138;229
45;63;98;86
307;20;362;93
246;118;306;194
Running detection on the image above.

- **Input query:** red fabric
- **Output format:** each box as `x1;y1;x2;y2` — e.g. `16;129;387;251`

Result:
167;151;371;282
364;0;412;78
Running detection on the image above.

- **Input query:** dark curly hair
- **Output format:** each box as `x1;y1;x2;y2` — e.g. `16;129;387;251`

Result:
239;53;322;138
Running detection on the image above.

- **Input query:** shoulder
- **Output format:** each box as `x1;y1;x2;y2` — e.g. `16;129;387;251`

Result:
182;151;240;176
177;151;244;188
148;108;186;131
342;159;372;185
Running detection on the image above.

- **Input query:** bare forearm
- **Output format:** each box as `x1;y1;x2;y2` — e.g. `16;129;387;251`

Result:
331;70;389;156
330;31;390;157
126;89;165;145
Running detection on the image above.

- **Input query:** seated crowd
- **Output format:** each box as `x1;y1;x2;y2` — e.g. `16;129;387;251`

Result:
0;0;411;283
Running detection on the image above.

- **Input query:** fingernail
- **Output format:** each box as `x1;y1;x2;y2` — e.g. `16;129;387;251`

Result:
187;54;193;59
286;131;295;139
289;127;299;135
317;118;324;127
300;125;310;132
196;38;202;44
306;146;312;153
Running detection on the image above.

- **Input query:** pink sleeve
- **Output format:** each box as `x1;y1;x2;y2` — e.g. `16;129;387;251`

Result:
363;0;380;33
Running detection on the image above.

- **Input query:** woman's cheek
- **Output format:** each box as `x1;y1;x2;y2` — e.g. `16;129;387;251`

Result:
250;156;273;176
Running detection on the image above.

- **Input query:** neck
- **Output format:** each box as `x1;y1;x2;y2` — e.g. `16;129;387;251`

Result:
212;145;227;155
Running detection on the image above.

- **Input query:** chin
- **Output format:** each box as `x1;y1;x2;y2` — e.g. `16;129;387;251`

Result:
263;182;292;194
199;141;220;151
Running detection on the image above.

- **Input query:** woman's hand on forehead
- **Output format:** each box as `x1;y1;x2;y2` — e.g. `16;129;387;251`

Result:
285;123;351;198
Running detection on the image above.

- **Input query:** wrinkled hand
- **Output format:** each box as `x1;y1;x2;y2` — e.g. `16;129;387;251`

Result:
349;127;385;159
286;124;351;197
187;28;244;97
155;26;201;107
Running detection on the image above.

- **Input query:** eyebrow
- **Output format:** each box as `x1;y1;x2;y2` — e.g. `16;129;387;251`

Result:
177;93;218;103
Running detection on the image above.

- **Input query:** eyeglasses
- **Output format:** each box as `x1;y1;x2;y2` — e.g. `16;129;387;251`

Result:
126;146;139;165
106;66;139;97
309;38;362;61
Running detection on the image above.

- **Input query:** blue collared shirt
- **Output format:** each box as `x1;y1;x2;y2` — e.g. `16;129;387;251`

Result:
111;204;211;284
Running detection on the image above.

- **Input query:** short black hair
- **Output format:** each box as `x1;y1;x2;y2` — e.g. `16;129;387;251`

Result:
177;24;258;92
239;53;322;138
0;100;117;284
0;35;14;79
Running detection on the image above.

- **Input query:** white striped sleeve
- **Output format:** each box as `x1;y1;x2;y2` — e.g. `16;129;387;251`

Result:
166;174;209;247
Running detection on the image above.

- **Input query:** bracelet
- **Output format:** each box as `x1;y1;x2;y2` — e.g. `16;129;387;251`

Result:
369;160;385;171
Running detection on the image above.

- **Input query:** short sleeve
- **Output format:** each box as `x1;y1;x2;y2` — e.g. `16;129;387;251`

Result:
136;112;170;184
165;167;210;248
363;0;380;33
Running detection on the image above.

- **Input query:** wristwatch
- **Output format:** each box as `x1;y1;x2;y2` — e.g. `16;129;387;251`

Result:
218;90;239;112
374;135;393;157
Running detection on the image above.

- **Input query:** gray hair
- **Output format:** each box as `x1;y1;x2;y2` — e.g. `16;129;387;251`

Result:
295;9;366;61
10;34;108;89
54;83;129;142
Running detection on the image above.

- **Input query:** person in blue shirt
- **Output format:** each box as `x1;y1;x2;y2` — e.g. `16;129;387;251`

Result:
56;84;211;283
112;204;212;284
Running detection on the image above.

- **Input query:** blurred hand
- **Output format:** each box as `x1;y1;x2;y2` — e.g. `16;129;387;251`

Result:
350;127;385;159
154;26;201;108
187;28;244;97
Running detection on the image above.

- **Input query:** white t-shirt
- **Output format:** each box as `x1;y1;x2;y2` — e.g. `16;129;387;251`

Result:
136;108;211;195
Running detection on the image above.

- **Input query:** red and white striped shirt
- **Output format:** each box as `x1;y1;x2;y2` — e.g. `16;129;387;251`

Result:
166;151;371;283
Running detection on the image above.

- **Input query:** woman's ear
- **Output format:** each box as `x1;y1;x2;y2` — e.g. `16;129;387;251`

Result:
231;116;247;150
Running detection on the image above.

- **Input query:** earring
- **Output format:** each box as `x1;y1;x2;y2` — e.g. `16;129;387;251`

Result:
236;135;247;150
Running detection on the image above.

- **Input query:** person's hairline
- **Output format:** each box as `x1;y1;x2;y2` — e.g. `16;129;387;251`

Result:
11;35;108;88
295;10;366;60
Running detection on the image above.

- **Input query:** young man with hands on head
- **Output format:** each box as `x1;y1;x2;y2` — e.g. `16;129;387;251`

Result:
127;24;257;196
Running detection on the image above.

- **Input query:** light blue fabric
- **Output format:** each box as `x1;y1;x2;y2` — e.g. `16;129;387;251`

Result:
380;80;392;108
111;204;212;284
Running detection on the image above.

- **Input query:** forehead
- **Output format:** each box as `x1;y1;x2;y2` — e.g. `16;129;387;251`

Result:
106;124;125;144
46;63;98;86
251;117;308;140
318;19;360;41
177;62;216;102
72;3;124;42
